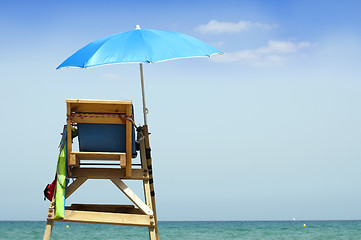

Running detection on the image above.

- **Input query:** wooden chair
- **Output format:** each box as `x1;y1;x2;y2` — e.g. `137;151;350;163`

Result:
44;99;159;240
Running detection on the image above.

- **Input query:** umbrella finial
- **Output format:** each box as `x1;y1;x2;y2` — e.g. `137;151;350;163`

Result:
136;25;141;29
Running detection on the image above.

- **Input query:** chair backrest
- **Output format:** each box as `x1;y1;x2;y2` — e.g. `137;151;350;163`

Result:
66;99;134;169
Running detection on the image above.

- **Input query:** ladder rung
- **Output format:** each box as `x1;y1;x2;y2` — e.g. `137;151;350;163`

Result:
81;163;119;166
80;163;142;166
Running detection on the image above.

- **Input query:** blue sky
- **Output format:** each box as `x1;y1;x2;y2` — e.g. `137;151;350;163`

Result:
1;0;361;221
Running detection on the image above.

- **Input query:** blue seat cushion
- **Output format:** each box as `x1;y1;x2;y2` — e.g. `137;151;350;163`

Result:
77;123;137;157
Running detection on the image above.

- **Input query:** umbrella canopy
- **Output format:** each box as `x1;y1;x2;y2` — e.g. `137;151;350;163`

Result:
57;26;223;124
57;26;222;68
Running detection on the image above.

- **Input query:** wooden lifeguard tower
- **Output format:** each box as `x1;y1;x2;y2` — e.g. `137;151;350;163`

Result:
43;99;159;240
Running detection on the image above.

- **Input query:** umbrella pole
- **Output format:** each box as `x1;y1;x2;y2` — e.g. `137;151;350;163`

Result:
139;63;148;125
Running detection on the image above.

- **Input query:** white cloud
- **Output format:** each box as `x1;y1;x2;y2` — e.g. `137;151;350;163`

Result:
212;40;315;66
258;41;313;54
196;20;278;34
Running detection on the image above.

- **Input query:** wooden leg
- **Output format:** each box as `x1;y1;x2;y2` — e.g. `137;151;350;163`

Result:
44;195;56;240
43;220;54;240
150;196;159;240
140;125;159;240
149;226;157;240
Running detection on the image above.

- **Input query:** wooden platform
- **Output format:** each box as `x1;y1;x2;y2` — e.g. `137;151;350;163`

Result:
69;152;126;167
48;204;154;227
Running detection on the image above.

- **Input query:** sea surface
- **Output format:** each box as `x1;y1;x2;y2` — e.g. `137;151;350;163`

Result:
1;220;361;239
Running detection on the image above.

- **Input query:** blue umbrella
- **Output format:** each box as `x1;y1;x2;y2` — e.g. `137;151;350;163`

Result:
57;25;223;124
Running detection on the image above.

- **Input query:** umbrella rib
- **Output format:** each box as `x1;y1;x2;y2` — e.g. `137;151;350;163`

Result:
83;34;121;68
139;29;152;63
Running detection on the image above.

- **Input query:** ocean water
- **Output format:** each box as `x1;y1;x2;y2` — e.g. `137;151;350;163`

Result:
1;220;361;239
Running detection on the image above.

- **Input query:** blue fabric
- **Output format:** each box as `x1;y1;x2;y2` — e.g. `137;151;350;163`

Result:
57;28;223;68
77;123;137;157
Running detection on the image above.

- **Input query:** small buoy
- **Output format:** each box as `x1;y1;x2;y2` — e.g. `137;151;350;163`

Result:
303;224;306;227
66;225;69;228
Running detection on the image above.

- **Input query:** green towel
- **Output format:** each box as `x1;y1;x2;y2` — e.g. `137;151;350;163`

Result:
54;144;67;219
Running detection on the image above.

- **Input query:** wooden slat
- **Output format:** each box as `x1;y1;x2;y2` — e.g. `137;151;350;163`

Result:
71;168;148;180
70;104;127;114
65;204;142;214
120;154;126;168
66;99;132;114
66;99;132;105
111;178;153;216
69;153;78;166
71;152;126;161
68;204;134;209
126;104;132;177
71;116;126;124
67;102;72;166
55;210;153;226
66;177;87;199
